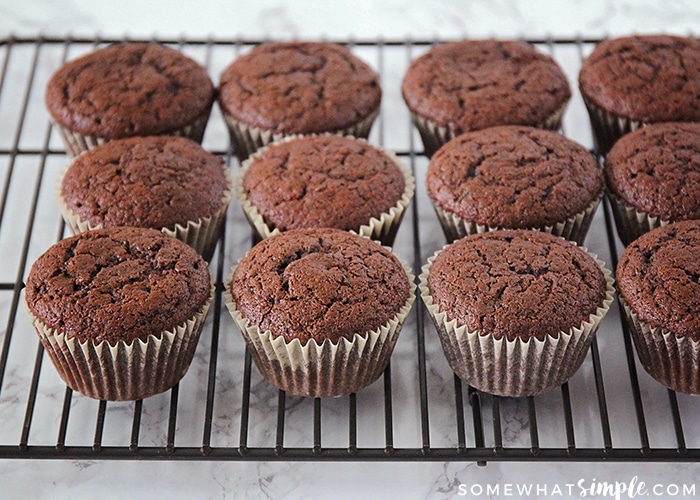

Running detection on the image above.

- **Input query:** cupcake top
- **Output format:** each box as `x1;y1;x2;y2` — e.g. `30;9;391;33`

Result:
45;43;215;138
605;122;700;222
241;135;406;233
230;228;410;345
24;227;212;345
427;230;607;342
579;35;700;123
59;136;230;231
219;42;381;134
617;220;700;341
401;40;571;137
427;126;603;228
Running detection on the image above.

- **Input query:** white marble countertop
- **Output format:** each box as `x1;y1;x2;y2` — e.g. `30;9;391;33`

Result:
1;1;700;499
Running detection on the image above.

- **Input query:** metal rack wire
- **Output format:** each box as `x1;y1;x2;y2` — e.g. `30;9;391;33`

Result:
0;35;698;464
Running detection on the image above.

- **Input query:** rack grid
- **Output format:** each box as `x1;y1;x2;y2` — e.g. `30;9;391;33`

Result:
0;36;698;464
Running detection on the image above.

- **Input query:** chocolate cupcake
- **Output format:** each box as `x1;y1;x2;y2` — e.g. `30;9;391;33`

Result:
224;228;415;398
605;122;700;246
579;35;700;154
23;227;214;401
237;134;414;246
427;126;603;244
420;230;614;397
45;43;215;157
218;42;381;162
402;40;571;156
57;136;232;261
617;220;700;394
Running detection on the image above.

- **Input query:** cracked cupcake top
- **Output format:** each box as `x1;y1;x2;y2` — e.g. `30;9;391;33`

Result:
617;220;700;340
218;42;381;134
60;136;229;231
427;230;606;342
427;126;603;228
401;40;571;136
242;135;405;232
605;122;700;222
45;43;215;138
25;227;212;345
579;35;700;122
230;228;410;345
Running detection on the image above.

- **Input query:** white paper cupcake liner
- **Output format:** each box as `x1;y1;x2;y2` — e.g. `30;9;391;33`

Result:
52;106;212;158
220;107;380;163
620;296;700;395
431;194;602;246
410;102;568;157
582;95;645;155
419;243;615;397
24;282;214;401
235;134;415;247
224;257;416;398
607;191;671;246
56;163;233;262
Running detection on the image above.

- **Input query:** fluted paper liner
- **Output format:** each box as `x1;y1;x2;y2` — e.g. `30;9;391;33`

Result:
582;95;645;155
431;194;602;246
57;162;233;262
410;102;567;157
52;106;212;158
24;283;215;401
235;134;415;247
224;258;416;398
419;243;615;397
620;296;700;395
221;107;380;163
607;191;671;246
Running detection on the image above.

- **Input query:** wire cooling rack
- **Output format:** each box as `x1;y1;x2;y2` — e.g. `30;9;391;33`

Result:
0;35;698;464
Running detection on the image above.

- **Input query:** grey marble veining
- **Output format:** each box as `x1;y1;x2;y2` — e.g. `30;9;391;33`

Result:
3;0;700;39
1;1;700;499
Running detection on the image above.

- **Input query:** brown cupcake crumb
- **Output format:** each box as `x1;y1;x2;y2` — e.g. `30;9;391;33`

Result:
242;135;405;232
25;227;211;345
617;220;700;341
605;122;700;222
60;136;228;231
230;228;409;345
427;126;602;229
579;35;700;124
402;40;571;137
219;42;381;135
427;230;606;342
45;43;214;139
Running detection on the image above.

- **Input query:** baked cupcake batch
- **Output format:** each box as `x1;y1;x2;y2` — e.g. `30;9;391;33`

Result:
24;35;700;402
